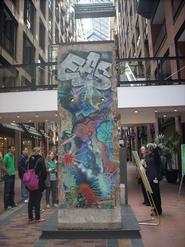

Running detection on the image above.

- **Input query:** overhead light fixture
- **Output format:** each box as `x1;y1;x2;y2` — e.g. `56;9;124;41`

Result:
163;114;167;118
17;115;20;119
174;109;178;112
28;120;32;123
155;110;158;113
35;115;39;118
134;110;138;114
12;120;16;123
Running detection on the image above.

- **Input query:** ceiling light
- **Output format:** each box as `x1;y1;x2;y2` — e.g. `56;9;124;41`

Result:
12;120;16;123
134;110;138;114
17;115;20;118
35;115;39;118
174;109;178;112
155;110;158;113
163;114;167;118
28;120;32;123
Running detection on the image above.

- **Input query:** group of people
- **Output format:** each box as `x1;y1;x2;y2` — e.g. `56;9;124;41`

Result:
0;145;58;223
139;143;162;216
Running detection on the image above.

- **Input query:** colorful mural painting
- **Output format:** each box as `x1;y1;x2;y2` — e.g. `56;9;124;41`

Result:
58;51;117;208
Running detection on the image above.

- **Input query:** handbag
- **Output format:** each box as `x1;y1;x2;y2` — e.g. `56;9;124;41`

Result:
23;159;40;191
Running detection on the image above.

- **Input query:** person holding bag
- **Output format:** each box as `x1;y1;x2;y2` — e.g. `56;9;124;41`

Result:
27;147;47;223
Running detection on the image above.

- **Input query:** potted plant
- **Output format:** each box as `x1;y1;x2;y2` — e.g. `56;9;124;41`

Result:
155;132;180;183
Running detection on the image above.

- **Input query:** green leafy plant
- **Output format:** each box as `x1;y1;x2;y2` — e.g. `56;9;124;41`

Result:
155;132;180;170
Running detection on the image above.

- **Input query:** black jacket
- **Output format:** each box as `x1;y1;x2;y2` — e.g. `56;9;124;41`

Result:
145;148;161;182
18;154;28;179
27;154;47;192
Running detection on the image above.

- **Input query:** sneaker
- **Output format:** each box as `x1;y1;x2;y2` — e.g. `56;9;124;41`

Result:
24;199;29;203
53;204;58;208
46;204;50;208
4;206;12;210
28;219;35;224
35;218;45;223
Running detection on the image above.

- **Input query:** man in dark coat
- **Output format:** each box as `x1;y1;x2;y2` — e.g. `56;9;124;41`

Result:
145;143;162;215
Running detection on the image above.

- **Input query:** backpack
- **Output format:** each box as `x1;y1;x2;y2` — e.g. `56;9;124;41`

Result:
23;158;40;191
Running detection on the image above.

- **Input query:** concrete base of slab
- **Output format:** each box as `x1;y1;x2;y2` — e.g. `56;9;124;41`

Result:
58;207;122;230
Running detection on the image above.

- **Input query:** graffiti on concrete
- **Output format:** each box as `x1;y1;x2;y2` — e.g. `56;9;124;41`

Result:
58;51;117;208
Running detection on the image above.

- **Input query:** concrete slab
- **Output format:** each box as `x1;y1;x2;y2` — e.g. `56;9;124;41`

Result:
58;207;122;230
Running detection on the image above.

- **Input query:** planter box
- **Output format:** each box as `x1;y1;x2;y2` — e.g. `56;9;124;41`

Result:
166;169;178;183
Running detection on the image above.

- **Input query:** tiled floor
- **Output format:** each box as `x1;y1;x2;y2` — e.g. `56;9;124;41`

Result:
0;164;184;247
127;163;185;247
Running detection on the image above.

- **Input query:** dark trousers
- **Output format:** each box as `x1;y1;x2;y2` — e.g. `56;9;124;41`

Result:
141;180;149;204
4;175;15;209
150;181;162;215
46;180;57;205
28;190;42;220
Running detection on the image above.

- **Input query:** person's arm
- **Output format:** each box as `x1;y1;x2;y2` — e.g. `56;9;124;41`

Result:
1;156;10;176
153;145;162;178
18;155;26;172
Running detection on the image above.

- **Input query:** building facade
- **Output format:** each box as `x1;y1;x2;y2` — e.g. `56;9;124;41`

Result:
116;0;185;152
0;0;76;162
116;0;149;58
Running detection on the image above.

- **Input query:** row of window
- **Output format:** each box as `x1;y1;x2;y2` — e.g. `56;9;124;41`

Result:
0;1;46;59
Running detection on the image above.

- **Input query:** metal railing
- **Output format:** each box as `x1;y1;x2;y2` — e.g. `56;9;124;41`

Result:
0;56;185;92
0;62;58;92
117;56;185;87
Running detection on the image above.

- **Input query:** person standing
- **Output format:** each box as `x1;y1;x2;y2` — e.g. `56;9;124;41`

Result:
139;146;149;206
18;147;29;203
27;147;47;223
0;152;3;181
145;143;162;215
1;145;16;210
45;151;58;208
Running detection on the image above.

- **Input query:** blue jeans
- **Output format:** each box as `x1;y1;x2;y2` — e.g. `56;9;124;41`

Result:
46;180;57;205
4;175;15;209
21;179;29;201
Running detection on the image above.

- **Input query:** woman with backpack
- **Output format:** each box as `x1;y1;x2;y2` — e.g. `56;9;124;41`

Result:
26;147;47;223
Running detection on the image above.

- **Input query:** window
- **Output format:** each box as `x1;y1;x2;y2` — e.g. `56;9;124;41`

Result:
0;4;17;58
39;19;45;50
24;0;35;35
48;8;52;36
40;0;46;17
55;0;59;23
172;0;185;20
55;25;59;44
23;33;35;64
38;56;45;85
48;0;52;11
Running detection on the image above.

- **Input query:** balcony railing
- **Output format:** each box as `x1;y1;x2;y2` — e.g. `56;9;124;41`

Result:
117;56;185;87
1;57;185;92
0;62;57;92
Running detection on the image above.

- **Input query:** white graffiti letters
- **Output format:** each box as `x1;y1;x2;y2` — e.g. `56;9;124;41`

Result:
58;52;112;90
